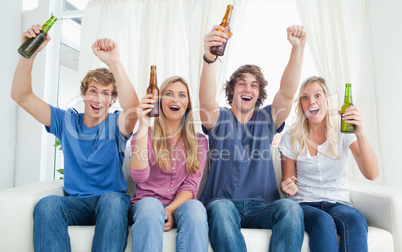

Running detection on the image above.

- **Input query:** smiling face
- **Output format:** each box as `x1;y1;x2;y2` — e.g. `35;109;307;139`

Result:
300;81;327;124
231;72;260;115
161;81;189;122
82;81;115;126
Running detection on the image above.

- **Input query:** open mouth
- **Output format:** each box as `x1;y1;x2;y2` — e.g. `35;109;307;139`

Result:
241;95;252;102
91;104;103;112
169;105;180;112
309;108;319;115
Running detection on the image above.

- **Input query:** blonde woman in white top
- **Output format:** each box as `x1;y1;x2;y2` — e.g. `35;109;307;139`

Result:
278;76;378;252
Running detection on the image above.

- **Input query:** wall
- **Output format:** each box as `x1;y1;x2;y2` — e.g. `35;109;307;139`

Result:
1;0;62;189
369;0;402;187
0;0;21;189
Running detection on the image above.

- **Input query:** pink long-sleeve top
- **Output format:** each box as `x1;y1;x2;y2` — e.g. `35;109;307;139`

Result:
129;129;208;205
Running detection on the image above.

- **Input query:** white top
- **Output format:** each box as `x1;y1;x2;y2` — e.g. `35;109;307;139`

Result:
278;130;357;206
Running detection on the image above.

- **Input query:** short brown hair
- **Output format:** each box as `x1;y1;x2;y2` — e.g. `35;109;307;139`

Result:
224;64;268;108
80;68;117;99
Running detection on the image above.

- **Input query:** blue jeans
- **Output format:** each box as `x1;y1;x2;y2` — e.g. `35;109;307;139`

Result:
301;202;368;252
33;192;131;252
206;199;304;252
130;197;208;252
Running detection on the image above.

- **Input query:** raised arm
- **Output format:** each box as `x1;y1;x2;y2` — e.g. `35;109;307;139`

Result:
92;38;139;136
342;106;379;180
11;24;51;127
199;25;232;131
271;25;307;130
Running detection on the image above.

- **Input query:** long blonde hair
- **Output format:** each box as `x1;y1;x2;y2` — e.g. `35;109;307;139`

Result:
289;76;339;159
152;76;200;174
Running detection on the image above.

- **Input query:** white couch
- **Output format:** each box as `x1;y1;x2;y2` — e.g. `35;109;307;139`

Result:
1;147;401;252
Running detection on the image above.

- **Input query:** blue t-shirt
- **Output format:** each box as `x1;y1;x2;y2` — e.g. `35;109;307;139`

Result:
45;105;131;198
201;105;284;205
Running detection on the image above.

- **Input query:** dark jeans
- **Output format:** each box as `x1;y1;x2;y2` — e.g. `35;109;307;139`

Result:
301;201;368;252
206;199;304;252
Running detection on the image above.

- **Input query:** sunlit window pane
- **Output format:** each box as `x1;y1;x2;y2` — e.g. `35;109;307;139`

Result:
22;0;38;11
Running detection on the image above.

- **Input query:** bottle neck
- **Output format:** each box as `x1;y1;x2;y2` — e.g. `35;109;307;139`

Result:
221;17;231;26
42;16;57;33
149;74;157;87
344;86;352;103
221;7;233;26
149;67;157;87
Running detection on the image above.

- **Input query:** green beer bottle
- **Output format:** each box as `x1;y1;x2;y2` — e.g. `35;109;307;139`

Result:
341;83;354;133
18;15;57;59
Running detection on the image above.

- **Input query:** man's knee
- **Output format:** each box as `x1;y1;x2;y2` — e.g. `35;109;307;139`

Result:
34;195;65;217
206;199;240;230
207;199;235;216
98;192;130;215
279;199;302;214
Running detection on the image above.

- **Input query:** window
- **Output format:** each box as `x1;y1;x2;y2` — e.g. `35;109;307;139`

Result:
54;0;90;179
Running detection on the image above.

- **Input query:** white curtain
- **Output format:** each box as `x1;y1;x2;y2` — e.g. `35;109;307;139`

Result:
295;0;383;185
79;0;249;132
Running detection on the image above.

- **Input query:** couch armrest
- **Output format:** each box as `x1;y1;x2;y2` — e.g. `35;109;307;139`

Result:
349;182;402;252
0;180;64;252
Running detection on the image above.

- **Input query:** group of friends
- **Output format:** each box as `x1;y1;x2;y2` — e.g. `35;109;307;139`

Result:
12;20;378;252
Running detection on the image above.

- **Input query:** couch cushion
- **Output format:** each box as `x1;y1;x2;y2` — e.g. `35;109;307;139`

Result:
68;225;392;252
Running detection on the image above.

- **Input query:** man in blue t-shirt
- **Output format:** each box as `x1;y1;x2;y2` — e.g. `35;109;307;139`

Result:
199;24;307;251
12;25;139;251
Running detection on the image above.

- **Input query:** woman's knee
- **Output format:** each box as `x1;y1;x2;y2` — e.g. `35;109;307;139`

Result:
176;200;207;223
307;212;336;234
133;197;165;221
334;207;367;232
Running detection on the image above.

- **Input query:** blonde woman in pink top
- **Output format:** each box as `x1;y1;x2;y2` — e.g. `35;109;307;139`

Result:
129;76;208;252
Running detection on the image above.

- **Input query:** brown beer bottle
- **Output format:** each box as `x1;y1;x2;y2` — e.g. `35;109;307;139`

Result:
18;15;57;59
341;83;354;133
146;65;160;117
210;5;234;56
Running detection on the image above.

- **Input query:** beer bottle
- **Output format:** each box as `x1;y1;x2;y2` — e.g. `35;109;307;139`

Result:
146;65;160;117
341;83;354;133
210;5;234;56
18;15;57;59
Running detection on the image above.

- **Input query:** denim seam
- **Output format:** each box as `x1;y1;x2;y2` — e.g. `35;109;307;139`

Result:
63;211;69;252
248;208;278;250
177;211;184;252
332;214;348;252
